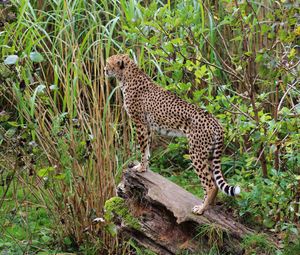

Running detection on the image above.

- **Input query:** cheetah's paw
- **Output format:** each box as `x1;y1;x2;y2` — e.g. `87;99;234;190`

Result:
192;204;205;215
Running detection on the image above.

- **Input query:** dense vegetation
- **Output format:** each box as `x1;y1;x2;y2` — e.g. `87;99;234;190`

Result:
0;0;299;254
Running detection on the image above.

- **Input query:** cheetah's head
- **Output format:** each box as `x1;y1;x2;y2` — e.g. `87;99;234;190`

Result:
104;54;133;80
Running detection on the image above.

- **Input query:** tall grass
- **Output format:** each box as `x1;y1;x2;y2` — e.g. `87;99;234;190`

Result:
1;0;132;253
1;0;299;253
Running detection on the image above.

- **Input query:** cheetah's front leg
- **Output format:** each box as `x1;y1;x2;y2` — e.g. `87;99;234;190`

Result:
132;122;150;172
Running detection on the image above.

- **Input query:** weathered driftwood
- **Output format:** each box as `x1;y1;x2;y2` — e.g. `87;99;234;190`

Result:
116;168;254;254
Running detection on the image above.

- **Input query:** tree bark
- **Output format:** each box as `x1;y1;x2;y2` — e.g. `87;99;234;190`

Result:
115;168;257;254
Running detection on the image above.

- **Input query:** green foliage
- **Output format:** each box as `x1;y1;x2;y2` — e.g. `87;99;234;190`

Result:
237;169;299;229
120;0;300;236
151;137;189;172
195;223;225;250
1;0;299;254
104;197;140;233
0;182;66;254
283;239;300;255
242;234;277;255
127;239;158;255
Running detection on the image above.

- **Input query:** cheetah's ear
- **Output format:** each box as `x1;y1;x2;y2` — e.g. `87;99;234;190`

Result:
117;60;125;70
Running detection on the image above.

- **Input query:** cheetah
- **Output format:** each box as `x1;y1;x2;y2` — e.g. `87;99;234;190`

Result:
104;54;240;215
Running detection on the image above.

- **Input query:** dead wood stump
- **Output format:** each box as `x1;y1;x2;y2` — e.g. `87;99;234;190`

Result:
115;168;255;254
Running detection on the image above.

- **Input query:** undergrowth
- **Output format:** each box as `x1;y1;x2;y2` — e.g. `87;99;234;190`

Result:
0;0;299;254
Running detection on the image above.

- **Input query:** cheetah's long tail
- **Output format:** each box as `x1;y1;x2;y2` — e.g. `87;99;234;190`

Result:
213;170;240;196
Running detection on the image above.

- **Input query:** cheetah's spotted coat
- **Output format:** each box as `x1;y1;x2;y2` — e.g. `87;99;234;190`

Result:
105;54;240;215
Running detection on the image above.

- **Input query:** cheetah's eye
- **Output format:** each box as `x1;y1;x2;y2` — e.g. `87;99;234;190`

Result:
117;60;125;70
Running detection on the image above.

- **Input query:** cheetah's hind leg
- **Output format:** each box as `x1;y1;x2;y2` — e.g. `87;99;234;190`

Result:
189;133;218;215
192;187;218;215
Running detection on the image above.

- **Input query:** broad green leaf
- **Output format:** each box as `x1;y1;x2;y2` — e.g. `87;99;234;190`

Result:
37;167;54;177
170;38;183;45
195;65;207;79
183;154;190;160
288;48;296;59
7;121;19;127
4;55;18;65
29;51;44;63
54;173;66;180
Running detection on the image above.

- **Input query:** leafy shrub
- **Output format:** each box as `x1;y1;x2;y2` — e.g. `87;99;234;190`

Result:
119;0;300;233
1;0;299;254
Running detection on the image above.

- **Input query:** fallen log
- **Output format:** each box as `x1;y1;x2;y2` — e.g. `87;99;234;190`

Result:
114;167;256;254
